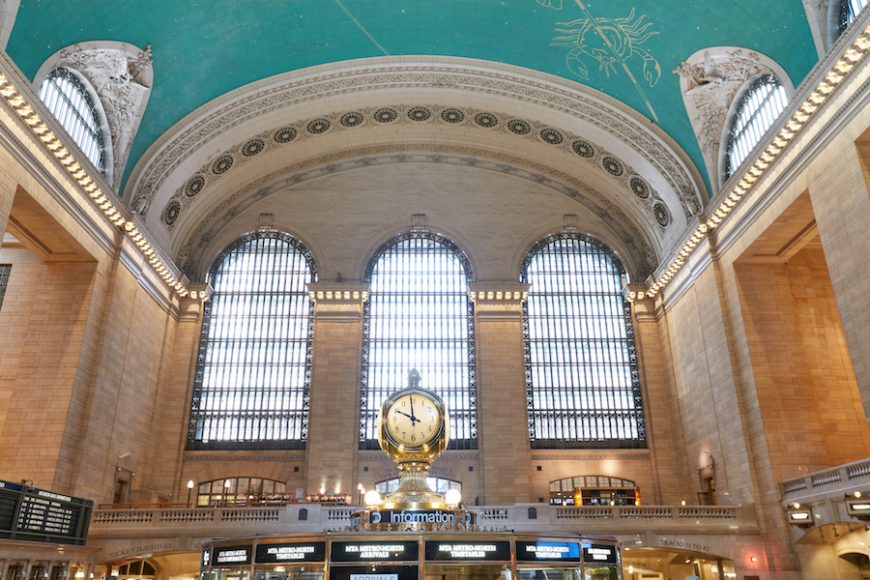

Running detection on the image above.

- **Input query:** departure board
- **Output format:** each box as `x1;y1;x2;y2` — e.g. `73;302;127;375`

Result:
0;480;92;545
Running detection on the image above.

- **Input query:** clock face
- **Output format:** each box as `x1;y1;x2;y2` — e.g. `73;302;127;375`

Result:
384;392;443;448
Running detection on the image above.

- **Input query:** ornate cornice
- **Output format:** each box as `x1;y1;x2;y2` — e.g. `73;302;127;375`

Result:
125;58;705;233
156;104;673;235
176;146;659;282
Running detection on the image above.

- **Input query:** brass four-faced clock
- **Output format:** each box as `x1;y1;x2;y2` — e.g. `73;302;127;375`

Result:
382;390;446;451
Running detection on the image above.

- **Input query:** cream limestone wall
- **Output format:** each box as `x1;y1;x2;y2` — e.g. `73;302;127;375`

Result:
0;101;183;504
655;67;870;578
0;245;97;487
473;289;532;505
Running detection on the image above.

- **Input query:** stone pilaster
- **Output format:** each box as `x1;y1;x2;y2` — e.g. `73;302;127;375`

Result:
469;282;531;504
626;283;691;505
0;167;15;238
304;282;369;496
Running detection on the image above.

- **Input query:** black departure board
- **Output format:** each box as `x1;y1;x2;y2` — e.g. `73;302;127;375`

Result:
0;480;92;545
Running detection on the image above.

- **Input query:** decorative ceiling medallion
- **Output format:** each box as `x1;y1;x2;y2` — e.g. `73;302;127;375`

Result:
340;112;364;127
184;174;206;197
540;128;564;145
374;108;398;123
653;202;670;227
306;118;331;134
273;127;297;143
507;119;531;135
474;112;497;128
164;198;181;226
408;107;432;121
571;139;595;158
441;108;465;123
602;156;624;177
211;155;234;175
629;176;650;199
241;138;265;157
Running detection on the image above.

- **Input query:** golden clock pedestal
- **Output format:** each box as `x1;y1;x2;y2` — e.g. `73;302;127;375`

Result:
353;370;474;531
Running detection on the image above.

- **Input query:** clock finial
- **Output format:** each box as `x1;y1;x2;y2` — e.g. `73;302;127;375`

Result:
408;368;421;388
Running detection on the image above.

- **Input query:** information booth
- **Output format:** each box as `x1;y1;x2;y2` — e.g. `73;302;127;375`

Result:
200;533;621;580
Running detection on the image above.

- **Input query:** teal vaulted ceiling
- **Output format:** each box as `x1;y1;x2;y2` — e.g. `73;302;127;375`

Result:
6;0;816;192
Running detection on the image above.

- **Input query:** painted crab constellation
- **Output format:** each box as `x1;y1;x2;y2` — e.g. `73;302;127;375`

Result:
540;0;661;123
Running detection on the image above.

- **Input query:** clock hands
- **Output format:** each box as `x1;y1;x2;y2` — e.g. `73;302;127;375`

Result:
395;409;420;426
409;395;419;423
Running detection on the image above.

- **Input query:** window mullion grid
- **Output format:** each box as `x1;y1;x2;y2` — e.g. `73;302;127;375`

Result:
595;245;617;440
544;246;560;441
567;240;584;441
556;242;572;441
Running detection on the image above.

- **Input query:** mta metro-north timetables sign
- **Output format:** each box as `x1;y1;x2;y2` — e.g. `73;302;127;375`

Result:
0;480;93;545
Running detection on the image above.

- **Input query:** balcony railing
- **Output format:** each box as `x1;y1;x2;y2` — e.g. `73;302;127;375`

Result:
88;503;755;541
781;458;870;501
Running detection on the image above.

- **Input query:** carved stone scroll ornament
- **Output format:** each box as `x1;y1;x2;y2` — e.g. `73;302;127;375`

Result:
673;47;780;189
54;43;153;191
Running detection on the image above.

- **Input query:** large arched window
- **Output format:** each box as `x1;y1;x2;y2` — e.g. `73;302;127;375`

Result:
188;231;316;450
724;74;788;180
359;231;476;450
839;0;869;36
37;68;109;178
522;233;645;448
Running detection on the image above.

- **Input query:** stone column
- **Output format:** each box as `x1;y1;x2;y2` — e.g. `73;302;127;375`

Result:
304;282;369;497
625;284;691;505
470;282;532;504
0;167;15;237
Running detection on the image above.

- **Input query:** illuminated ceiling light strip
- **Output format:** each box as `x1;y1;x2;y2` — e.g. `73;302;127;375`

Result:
0;71;204;300
635;23;870;302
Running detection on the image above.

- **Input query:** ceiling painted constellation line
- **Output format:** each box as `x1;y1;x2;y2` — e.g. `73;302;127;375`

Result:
334;0;391;56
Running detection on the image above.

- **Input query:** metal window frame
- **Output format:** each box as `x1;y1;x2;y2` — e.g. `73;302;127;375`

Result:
521;233;646;449
0;264;10;311
187;230;317;450
840;0;869;34
359;230;478;450
38;68;107;175
724;74;788;179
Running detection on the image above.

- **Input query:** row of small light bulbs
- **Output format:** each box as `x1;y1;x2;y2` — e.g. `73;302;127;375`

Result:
630;24;870;304
0;72;207;301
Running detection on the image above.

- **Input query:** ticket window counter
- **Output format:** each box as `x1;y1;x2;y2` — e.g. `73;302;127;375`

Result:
581;567;619;580
255;566;324;580
424;563;512;580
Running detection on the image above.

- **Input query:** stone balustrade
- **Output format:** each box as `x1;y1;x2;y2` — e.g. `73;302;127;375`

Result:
781;458;870;502
89;503;754;537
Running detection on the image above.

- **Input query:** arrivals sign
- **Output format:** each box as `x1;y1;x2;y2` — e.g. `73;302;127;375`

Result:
256;542;326;563
0;480;92;545
425;541;511;561
213;546;252;566
582;544;618;565
331;541;419;562
516;541;581;562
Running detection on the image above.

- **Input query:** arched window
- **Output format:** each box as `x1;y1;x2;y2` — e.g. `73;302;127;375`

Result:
375;476;461;495
196;477;288;506
839;0;869;36
188;231;316;450
724;74;788;179
522;233;645;448
37;68;109;177
360;231;476;450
